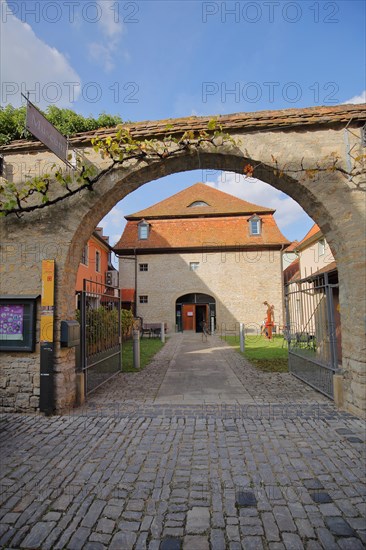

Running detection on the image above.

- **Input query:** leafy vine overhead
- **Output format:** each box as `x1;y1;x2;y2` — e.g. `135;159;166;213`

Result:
0;115;364;217
0;120;237;217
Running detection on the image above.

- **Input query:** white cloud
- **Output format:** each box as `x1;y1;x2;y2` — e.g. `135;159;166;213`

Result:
87;0;125;72
97;0;123;39
343;91;366;104
99;205;126;246
88;42;116;73
206;172;310;232
0;1;81;108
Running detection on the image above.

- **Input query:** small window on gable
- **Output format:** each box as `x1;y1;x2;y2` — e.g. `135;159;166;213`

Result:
249;215;261;236
188;201;209;207
138;220;149;240
139;263;148;272
190;262;199;271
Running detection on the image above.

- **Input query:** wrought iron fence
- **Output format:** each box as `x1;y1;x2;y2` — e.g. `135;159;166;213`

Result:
285;273;340;399
79;279;122;395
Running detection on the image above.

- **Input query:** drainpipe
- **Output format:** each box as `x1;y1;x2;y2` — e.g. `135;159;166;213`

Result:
134;248;137;317
280;244;286;328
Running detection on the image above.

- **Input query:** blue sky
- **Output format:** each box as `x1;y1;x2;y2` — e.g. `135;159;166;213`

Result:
1;0;365;250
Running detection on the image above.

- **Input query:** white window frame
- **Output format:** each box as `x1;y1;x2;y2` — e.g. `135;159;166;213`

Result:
190;262;200;271
318;239;325;256
139;295;148;304
249;216;261;236
138;221;149;240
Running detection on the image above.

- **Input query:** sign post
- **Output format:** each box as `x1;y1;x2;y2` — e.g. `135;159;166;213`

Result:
40;260;55;415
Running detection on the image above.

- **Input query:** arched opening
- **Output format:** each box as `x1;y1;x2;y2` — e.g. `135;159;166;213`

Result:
58;150;352;412
176;293;216;333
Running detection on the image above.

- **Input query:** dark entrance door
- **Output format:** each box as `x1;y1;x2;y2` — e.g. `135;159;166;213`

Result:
196;304;208;332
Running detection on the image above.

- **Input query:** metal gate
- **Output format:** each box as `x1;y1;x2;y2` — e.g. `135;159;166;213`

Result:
79;279;122;395
285;273;340;399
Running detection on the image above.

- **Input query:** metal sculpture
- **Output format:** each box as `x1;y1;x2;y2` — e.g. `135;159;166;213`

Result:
263;301;275;339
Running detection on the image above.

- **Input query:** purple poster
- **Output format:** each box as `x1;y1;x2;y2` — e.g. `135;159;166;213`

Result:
0;305;24;341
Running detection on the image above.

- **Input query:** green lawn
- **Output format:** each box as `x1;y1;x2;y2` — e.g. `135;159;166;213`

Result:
223;334;289;372
122;337;166;372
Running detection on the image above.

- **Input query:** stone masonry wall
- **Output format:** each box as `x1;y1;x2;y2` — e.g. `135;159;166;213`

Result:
0;355;40;413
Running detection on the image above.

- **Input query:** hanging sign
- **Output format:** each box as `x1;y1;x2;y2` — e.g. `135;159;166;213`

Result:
24;95;69;165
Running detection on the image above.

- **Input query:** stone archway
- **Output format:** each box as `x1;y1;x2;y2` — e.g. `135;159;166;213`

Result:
1;105;365;416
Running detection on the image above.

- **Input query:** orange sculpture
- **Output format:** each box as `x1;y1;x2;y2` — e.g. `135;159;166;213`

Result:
263;301;275;339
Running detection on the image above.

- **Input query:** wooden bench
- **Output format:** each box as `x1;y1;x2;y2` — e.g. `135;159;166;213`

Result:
141;323;167;338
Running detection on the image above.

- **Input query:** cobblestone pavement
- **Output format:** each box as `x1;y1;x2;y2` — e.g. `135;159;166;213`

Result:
0;334;365;549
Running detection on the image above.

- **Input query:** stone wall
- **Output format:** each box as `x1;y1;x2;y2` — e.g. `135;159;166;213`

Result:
0;355;40;413
0;106;365;416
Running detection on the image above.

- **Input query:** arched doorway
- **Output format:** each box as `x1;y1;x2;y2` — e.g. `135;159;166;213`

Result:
176;293;216;333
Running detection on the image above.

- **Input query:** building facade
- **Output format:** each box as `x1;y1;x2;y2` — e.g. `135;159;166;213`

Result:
115;184;289;334
75;227;118;307
284;223;342;367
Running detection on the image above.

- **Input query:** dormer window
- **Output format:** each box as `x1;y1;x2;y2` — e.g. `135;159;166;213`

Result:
188;201;209;207
249;215;261;236
138;220;149;240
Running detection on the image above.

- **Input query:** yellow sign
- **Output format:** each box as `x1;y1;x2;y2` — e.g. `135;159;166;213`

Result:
42;260;55;307
41;260;55;343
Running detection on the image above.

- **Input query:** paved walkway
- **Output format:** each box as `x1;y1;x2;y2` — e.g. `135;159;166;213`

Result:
0;333;365;549
82;333;329;414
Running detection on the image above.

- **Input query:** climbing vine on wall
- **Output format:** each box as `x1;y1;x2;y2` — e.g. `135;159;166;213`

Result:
0;119;237;217
0;119;365;217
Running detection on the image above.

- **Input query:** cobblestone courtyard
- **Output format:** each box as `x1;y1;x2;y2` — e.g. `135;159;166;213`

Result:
0;334;365;549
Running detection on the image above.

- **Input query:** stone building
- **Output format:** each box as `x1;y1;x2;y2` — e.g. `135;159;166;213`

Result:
115;183;290;334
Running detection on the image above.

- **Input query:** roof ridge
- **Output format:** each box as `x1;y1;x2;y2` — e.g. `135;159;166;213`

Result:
125;183;274;219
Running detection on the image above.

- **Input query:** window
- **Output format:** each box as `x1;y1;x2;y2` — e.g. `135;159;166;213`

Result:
249;215;261;235
95;250;101;272
81;245;88;265
190;262;199;271
138;220;149;240
139;263;148;272
139;295;148;304
188;201;209;207
318;239;325;256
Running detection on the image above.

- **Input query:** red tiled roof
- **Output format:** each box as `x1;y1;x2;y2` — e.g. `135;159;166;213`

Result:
284;240;299;252
305;261;338;280
284;258;300;283
296;223;321;250
126;183;274;219
121;288;135;301
115;214;289;251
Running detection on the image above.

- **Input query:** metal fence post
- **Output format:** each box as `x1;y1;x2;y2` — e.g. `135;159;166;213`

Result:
133;329;140;369
240;323;245;352
161;322;165;343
